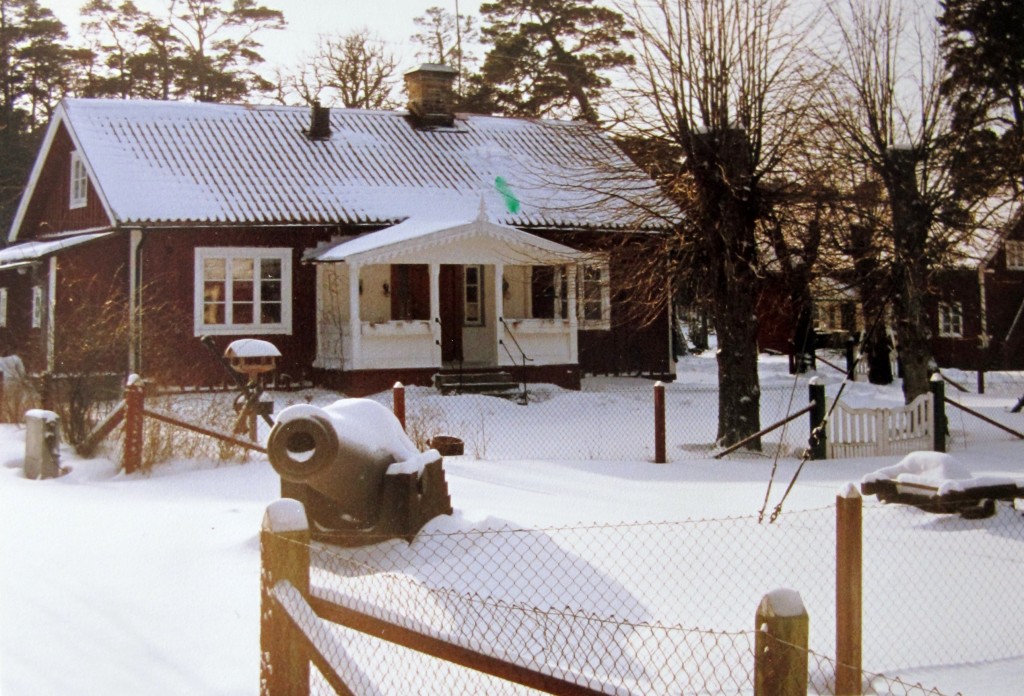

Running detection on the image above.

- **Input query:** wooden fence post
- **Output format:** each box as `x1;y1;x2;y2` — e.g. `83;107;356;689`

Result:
754;588;808;696
808;378;827;460
654;381;666;463
836;485;862;695
260;499;311;696
930;374;947;453
122;376;144;474
393;381;406;431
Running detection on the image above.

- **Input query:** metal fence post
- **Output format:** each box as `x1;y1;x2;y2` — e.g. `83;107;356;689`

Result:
930;375;946;453
754;589;808;696
393;381;406;431
260;499;311;696
654;381;666;463
123;376;144;473
836;486;862;695
808;378;827;460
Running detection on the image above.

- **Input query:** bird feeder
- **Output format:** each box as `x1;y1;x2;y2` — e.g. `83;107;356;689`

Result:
224;339;281;382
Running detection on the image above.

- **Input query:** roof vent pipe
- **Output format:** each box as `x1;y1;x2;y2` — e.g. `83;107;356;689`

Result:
306;101;331;140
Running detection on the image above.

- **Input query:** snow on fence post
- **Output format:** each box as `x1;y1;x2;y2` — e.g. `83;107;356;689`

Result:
654;381;666;463
754;588;808;696
260;499;311;696
836;485;862;695
808;378;827;460
930;375;947;453
393;382;406;431
122;375;144;474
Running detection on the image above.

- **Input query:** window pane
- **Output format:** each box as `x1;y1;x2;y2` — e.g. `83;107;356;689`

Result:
261;258;282;280
233;302;253;324
261;302;282;324
204;258;226;281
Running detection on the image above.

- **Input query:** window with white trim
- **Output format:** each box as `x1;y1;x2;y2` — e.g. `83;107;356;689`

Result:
578;260;611;330
1006;240;1024;270
31;286;43;329
938;301;963;338
464;265;483;326
0;288;7;328
194;247;292;335
70;151;88;209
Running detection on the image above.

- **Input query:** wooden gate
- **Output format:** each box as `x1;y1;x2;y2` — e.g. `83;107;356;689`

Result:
826;393;933;458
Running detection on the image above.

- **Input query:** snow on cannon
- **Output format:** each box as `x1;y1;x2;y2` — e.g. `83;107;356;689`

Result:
266;398;453;545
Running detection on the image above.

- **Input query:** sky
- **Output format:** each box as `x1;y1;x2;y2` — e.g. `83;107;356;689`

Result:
43;0;477;74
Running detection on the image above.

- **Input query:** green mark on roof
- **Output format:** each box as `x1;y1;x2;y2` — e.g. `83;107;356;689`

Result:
495;176;521;214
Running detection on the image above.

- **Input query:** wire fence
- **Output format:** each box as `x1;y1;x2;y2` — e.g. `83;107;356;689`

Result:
266;498;1024;695
372;382;813;462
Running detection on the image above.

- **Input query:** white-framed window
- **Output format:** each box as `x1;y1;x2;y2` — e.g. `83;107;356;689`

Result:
578;260;611;330
194;247;292;335
1006;240;1024;270
70;151;88;209
938;301;963;338
0;288;7;328
464;265;483;326
31;286;43;329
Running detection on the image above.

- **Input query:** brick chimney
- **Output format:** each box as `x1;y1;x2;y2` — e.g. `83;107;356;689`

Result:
404;63;458;127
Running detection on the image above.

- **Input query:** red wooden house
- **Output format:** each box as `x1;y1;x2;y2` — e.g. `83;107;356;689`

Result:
2;65;680;394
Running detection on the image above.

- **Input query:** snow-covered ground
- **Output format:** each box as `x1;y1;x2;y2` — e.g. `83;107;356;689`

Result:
1;352;1022;694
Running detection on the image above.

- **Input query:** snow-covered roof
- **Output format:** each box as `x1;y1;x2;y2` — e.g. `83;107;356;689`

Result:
0;231;114;270
26;98;676;234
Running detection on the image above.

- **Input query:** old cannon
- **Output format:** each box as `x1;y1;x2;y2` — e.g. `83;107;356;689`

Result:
266;398;452;545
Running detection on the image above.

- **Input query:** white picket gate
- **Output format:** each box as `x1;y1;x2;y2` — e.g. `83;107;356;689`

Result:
826;393;933;458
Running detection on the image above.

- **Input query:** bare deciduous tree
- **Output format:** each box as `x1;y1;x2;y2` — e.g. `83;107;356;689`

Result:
619;0;818;448
288;29;399;110
817;0;972;403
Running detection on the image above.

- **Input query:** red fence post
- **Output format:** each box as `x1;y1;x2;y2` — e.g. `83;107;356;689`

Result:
260;499;311;696
836;486;863;695
122;376;144;474
393;382;406;431
654;381;666;463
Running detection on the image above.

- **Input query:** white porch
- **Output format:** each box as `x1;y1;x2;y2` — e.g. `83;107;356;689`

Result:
309;213;586;374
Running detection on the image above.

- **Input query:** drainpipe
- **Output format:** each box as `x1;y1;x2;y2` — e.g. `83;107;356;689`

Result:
129;228;144;373
46;256;57;373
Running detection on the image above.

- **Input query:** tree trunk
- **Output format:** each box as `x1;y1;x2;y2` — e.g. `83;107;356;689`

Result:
691;129;762;449
886;147;935;403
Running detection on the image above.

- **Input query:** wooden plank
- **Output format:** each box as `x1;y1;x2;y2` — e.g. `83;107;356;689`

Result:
309;596;617;696
142;408;267;453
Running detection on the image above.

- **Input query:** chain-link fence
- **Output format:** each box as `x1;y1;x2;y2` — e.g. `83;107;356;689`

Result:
371;382;812;462
262;496;1024;695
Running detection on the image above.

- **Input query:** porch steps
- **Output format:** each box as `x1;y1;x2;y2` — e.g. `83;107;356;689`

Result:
433;370;521;397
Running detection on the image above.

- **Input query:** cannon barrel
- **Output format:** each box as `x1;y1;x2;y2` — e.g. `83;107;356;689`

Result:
266;400;415;528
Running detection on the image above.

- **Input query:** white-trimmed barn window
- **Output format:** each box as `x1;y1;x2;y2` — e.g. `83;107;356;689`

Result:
464;265;483;326
578;259;611;330
938;301;963;338
70;151;88;209
194;247;292;335
1006;240;1024;270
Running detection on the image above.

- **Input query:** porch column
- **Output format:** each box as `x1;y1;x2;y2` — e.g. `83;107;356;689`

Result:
348;263;361;370
494;262;505;363
429;263;441;365
567;263;579;362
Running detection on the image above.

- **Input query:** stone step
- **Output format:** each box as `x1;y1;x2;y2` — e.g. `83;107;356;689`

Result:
433;371;520;396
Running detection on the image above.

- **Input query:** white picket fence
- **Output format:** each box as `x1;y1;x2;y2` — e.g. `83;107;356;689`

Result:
826;393;933;458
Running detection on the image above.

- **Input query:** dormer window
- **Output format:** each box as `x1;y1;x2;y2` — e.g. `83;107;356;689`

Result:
70;151;88;209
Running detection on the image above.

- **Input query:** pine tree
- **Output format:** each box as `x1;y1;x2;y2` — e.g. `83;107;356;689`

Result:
939;0;1024;195
0;0;75;231
477;0;633;123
